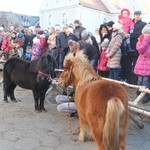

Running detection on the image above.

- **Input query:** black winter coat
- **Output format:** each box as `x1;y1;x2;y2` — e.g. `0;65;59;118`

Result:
56;32;68;54
130;19;147;56
78;40;99;60
24;34;36;49
73;26;86;40
64;33;79;54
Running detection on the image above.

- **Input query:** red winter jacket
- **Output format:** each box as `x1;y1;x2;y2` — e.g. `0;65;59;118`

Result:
97;48;109;71
40;38;47;54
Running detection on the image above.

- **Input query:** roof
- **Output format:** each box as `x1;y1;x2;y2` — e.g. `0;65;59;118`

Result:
102;0;150;14
16;15;39;26
79;0;110;13
0;11;39;27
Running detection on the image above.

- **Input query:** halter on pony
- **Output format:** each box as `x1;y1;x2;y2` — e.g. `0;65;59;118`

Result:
37;71;52;82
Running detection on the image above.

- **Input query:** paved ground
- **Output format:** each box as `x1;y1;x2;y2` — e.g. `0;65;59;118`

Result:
0;81;150;150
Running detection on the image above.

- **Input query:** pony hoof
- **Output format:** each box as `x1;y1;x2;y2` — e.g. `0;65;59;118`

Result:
35;109;42;113
11;99;17;103
4;100;9;103
41;109;47;113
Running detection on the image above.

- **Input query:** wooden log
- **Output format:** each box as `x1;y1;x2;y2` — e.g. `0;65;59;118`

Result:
0;78;3;85
53;69;150;94
129;106;150;118
102;77;146;89
133;93;146;105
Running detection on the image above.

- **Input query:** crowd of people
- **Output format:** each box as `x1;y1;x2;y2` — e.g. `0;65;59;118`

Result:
0;9;150;108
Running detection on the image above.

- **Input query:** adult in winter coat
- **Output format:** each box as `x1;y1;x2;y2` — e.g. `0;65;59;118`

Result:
134;24;150;103
68;40;99;70
106;22;125;80
125;11;147;84
99;24;110;50
47;27;59;68
73;20;86;40
23;28;36;56
81;29;99;51
56;24;68;69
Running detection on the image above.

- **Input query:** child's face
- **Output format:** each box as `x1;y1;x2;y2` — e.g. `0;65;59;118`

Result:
144;32;150;36
122;11;129;18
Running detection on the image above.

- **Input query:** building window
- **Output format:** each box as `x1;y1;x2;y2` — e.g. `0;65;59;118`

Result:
103;18;107;23
49;15;52;26
62;13;67;24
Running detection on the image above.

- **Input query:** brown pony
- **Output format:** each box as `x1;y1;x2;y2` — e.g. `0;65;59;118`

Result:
59;52;128;150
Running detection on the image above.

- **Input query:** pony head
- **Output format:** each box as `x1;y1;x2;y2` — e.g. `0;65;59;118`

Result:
58;54;75;87
36;54;56;82
59;51;100;87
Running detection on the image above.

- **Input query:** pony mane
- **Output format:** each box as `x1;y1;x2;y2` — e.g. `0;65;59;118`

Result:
64;51;100;83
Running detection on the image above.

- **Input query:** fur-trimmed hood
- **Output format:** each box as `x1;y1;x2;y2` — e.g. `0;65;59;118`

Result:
142;24;150;34
118;8;131;20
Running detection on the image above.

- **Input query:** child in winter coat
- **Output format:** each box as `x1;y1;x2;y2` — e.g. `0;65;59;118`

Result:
37;31;47;54
1;32;11;60
134;24;150;103
118;9;134;52
31;37;42;60
97;38;109;77
106;22;125;81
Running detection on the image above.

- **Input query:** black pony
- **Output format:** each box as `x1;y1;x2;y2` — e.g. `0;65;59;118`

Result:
3;54;55;112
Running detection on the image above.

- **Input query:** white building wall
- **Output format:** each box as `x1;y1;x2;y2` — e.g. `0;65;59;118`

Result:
40;0;149;32
78;6;108;33
40;6;79;29
40;6;113;34
40;0;79;11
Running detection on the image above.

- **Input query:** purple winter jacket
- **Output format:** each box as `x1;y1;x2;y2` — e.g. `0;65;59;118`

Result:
134;35;150;76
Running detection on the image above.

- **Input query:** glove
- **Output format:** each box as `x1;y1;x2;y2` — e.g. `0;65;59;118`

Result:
139;35;144;42
130;29;134;34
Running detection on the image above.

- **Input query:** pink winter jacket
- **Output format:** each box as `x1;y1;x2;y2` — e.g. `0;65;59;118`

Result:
118;9;134;34
134;35;150;76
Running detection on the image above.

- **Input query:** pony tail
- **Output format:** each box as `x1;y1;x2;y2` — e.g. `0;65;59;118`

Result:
103;98;125;150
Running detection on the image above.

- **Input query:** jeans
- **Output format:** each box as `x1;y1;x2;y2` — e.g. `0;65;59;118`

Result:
137;76;150;88
137;76;150;100
90;59;98;70
56;95;77;113
109;68;120;81
58;52;66;69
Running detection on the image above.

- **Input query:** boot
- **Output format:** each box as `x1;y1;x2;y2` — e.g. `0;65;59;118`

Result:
141;93;150;104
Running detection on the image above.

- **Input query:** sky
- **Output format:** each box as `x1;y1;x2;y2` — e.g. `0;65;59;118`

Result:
0;0;45;16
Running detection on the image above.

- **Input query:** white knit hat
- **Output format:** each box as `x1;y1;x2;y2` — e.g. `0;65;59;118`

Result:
142;24;150;34
113;22;123;30
66;27;73;34
0;27;4;31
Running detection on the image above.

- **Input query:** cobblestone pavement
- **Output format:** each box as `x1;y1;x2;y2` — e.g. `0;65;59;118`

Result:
0;84;150;150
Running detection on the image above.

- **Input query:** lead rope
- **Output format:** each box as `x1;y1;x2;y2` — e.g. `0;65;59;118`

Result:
67;91;80;135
